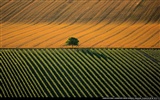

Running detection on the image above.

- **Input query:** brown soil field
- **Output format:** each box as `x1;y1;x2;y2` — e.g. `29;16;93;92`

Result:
1;0;160;48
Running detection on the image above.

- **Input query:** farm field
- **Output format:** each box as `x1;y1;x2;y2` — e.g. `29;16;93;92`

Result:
1;0;160;48
1;48;160;97
1;0;160;98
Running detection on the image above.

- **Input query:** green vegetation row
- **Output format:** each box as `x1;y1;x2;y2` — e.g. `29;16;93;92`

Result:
1;48;160;97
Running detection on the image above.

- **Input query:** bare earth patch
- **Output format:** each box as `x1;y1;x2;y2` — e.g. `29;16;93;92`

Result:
1;22;159;48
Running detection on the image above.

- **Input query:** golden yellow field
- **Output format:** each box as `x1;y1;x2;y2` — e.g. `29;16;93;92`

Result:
1;0;160;48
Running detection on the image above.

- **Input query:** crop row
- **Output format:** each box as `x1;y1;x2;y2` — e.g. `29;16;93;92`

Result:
1;48;160;97
139;49;160;61
1;0;159;48
1;22;159;48
1;0;159;24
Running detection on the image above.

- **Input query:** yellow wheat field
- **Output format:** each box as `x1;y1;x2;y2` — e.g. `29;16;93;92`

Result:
1;0;160;48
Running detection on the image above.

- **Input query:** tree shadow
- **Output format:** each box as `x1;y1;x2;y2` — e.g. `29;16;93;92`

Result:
77;49;112;61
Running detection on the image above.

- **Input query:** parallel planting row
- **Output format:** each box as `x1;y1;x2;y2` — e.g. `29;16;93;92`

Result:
1;0;159;24
1;0;160;48
1;48;160;97
1;22;159;48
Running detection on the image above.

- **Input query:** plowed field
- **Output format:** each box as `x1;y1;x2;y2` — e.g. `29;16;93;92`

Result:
1;0;159;48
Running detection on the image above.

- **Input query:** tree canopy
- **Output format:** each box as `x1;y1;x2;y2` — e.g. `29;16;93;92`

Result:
66;37;79;47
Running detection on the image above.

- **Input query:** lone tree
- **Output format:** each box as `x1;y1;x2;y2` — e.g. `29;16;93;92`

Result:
66;37;79;48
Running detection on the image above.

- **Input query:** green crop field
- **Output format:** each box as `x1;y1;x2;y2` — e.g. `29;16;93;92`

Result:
1;48;160;97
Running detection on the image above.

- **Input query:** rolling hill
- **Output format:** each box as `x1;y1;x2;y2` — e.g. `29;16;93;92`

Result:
1;0;160;48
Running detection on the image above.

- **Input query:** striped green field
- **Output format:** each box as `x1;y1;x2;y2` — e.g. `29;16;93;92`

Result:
1;48;160;97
